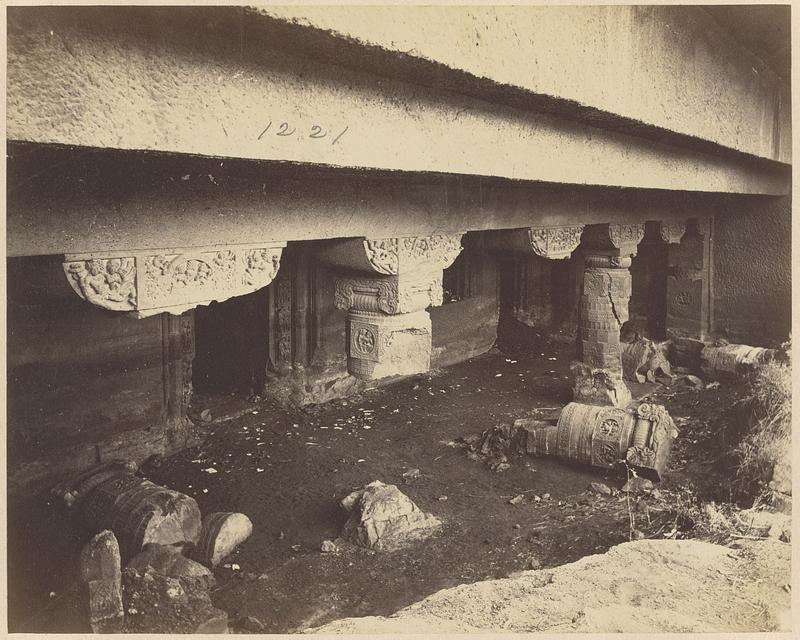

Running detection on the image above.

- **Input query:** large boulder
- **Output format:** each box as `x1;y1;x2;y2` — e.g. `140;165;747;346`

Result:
341;481;442;551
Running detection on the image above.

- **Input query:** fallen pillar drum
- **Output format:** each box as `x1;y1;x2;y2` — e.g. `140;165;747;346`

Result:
701;343;776;378
79;473;202;559
525;402;678;481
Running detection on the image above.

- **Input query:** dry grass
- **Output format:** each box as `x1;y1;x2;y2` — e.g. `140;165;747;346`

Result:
734;361;791;504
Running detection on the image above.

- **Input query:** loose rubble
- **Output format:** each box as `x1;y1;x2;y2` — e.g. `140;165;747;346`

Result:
340;481;442;550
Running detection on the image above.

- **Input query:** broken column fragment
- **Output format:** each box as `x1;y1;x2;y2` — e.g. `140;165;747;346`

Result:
61;464;201;560
523;402;679;481
80;529;124;633
340;480;442;550
194;512;253;568
701;343;777;379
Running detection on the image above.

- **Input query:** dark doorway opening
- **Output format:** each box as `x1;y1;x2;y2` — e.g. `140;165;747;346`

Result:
192;288;268;397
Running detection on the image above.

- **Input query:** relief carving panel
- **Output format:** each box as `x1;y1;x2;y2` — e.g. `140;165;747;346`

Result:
64;243;285;317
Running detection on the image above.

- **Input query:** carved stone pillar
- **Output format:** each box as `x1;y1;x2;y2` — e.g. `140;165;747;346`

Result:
322;235;463;380
660;219;710;340
62;243;286;317
573;223;644;408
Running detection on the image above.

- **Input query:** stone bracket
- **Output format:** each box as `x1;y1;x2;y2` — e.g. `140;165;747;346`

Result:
583;223;645;257
63;243;286;317
321;234;464;275
658;220;687;244
485;225;585;259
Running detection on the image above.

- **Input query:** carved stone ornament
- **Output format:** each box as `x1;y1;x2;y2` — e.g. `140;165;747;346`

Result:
529;226;585;259
324;234;463;275
334;272;444;315
608;224;645;251
64;243;285;317
659;221;687;244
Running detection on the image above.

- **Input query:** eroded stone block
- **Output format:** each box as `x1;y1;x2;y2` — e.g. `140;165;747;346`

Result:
341;480;442;551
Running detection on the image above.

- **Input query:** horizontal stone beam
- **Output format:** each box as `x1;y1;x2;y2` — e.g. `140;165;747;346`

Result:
63;244;285;317
4;144;769;258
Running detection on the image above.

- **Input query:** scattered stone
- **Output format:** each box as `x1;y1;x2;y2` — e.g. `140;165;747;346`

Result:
651;489;663;500
527;557;542;570
622;477;655;494
194;512;253;568
80;530;124;633
631;529;646;540
320;540;339;553
736;508;791;542
240;615;266;632
340;481;442;551
705;381;721;390
589;482;612;496
438;495;448;501
200;409;212;422
122;566;228;633
128;544;213;585
491;462;512;473
680;374;705;390
508;494;525;506
513;524;521;530
542;493;551;501
402;468;420;480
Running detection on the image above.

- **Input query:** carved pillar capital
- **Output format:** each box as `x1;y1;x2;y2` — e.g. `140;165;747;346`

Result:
321;233;464;275
484;226;584;259
63;243;285;317
583;223;645;258
658;221;687;244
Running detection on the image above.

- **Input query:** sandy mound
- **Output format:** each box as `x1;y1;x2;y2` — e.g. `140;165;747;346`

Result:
309;538;790;633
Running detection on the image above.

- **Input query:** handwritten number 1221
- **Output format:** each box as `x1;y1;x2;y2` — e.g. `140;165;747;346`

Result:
257;121;348;145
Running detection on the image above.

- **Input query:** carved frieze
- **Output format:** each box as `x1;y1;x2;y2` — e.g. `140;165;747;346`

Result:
64;258;137;311
529;226;585;259
63;243;285;317
364;238;399;275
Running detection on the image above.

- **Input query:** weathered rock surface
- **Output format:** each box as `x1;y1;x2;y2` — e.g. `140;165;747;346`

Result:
122;565;228;633
309;539;791;633
341;481;442;551
128;544;214;584
79;530;124;633
195;512;253;567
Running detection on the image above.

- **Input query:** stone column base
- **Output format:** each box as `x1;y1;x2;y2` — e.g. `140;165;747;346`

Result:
347;309;432;380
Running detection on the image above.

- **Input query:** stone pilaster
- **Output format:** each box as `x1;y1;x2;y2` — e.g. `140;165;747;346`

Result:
322;234;463;380
662;218;710;340
573;223;644;407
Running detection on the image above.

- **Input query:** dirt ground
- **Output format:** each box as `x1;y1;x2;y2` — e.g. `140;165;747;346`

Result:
6;335;786;633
